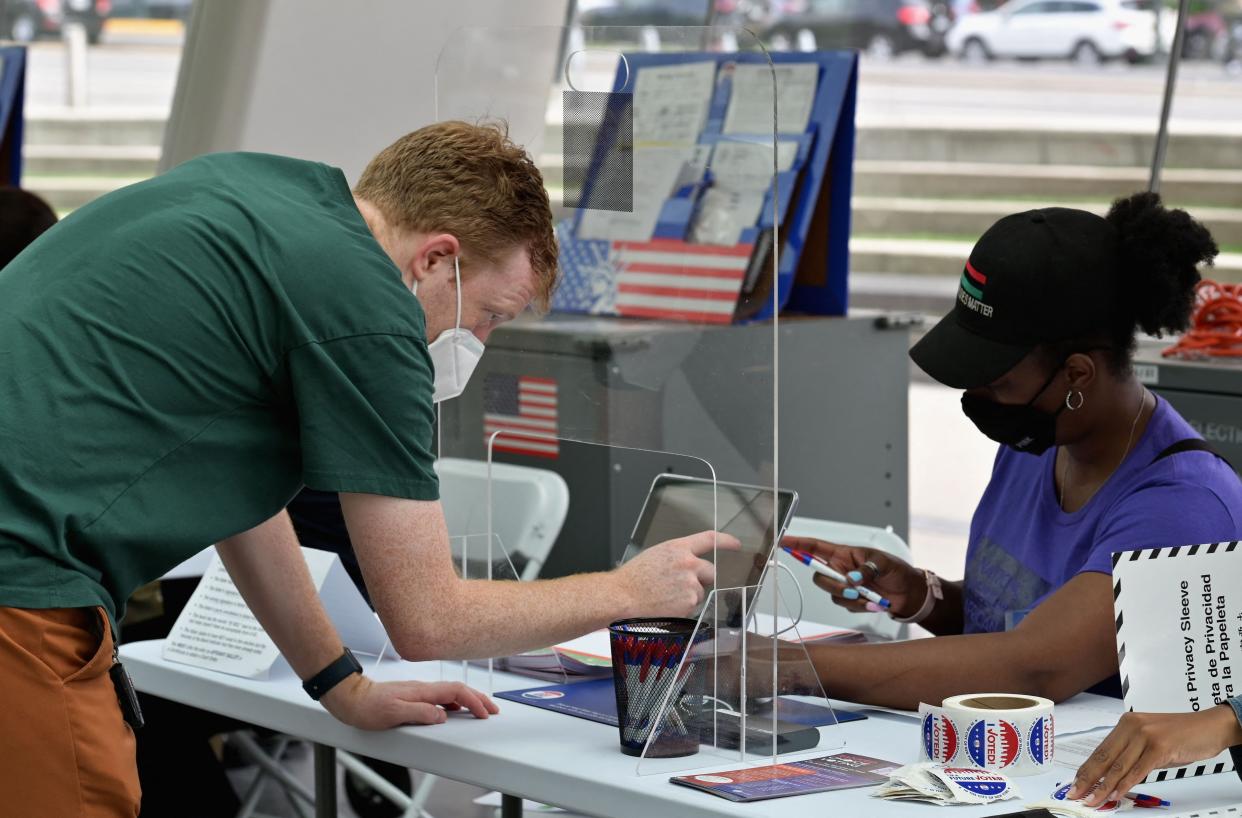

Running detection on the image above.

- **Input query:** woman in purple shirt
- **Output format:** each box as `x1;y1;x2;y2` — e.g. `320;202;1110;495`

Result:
782;192;1242;726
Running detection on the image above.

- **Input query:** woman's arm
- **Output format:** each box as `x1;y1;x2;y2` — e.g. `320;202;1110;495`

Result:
803;571;1118;709
1067;703;1242;807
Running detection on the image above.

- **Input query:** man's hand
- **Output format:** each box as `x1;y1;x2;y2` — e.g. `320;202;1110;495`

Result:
1068;706;1242;806
782;535;925;618
320;674;500;730
611;531;741;619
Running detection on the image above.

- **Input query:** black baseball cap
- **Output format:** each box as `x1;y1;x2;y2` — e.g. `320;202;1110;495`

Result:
909;207;1121;390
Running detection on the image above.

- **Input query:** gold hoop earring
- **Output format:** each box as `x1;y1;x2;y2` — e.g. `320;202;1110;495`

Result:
1065;390;1085;411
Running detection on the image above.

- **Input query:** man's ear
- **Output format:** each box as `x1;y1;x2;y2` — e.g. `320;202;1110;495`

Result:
410;233;461;285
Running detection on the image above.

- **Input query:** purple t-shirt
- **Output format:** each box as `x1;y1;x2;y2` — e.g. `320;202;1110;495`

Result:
964;396;1242;635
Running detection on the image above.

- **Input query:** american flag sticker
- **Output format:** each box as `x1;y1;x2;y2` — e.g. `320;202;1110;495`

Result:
613;239;752;324
482;374;559;459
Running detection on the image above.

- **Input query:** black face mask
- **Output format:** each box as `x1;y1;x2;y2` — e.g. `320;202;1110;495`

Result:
960;365;1065;455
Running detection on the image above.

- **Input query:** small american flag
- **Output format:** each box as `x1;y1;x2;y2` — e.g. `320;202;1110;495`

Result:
613;238;753;324
482;374;559;459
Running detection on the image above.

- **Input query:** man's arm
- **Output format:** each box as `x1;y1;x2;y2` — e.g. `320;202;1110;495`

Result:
216;511;498;729
799;571;1118;709
339;493;731;661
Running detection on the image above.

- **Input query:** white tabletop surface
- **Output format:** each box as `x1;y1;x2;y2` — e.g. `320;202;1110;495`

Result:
120;639;1242;818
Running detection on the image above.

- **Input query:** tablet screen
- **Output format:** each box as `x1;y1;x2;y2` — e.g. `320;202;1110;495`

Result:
628;475;798;615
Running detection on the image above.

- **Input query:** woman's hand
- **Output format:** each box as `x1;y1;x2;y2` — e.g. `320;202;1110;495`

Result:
782;535;926;619
321;674;500;730
1068;705;1242;806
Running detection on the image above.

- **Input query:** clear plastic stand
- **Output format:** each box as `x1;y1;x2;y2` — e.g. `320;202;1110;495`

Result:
633;580;844;777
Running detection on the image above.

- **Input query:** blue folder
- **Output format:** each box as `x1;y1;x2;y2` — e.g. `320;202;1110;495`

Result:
497;677;866;728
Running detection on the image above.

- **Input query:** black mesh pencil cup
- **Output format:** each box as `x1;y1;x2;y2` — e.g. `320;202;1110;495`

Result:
608;618;712;758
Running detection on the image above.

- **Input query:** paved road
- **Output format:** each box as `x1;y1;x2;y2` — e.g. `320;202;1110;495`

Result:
20;38;1242;133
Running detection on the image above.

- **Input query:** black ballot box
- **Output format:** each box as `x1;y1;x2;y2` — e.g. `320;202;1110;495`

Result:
437;314;910;580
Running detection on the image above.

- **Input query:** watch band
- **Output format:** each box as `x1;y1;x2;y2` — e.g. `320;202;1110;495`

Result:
893;569;943;625
303;648;362;701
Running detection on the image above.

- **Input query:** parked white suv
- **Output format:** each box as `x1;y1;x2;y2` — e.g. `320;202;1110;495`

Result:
946;0;1171;64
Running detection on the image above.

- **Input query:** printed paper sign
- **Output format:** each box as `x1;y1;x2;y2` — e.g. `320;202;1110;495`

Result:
1112;542;1242;781
163;547;386;679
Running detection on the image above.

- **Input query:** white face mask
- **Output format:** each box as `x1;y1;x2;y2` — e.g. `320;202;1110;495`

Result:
413;256;484;403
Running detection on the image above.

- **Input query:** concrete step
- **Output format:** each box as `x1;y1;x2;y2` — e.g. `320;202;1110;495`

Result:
24;113;166;147
849;237;1242;283
853;160;1242;209
25;176;143;212
541;118;1242;171
852;196;1242;249
854;125;1242;171
22;144;161;177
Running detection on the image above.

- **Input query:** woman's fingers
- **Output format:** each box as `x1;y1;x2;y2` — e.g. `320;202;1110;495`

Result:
812;573;869;612
1069;719;1134;800
1081;734;1148;807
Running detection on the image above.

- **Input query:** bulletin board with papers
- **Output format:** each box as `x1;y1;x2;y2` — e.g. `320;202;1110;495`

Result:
553;49;858;323
0;47;26;186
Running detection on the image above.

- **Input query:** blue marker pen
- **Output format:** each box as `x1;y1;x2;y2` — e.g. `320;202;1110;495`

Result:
782;546;892;610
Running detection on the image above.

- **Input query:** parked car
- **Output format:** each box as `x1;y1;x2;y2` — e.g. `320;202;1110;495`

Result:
946;0;1169;64
1183;6;1228;60
1;0;109;44
576;0;713;29
761;0;952;58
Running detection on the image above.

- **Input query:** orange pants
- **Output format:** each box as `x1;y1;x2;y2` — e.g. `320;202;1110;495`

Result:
0;606;141;817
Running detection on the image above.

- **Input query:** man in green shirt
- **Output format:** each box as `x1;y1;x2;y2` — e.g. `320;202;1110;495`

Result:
0;121;731;817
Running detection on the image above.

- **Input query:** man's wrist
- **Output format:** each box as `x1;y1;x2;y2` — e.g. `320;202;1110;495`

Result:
319;673;367;721
604;570;638;621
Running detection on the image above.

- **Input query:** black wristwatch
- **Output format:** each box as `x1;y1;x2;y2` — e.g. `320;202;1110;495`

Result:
303;648;362;701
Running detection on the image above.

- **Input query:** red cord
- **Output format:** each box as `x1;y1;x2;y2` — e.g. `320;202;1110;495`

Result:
1162;280;1242;360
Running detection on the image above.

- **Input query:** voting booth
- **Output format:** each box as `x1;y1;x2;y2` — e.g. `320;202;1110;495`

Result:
435;25;848;774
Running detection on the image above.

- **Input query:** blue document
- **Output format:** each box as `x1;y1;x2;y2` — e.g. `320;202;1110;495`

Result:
498;678;867;728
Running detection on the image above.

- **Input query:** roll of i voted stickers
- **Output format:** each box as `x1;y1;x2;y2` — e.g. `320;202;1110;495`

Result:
917;694;1055;776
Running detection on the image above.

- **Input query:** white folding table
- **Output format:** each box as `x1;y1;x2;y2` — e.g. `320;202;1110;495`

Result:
120;640;1242;818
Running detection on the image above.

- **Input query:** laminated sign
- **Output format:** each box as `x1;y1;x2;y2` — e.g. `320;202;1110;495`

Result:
1112;541;1242;782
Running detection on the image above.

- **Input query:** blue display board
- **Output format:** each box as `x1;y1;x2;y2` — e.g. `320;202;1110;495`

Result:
0;47;26;186
553;50;857;322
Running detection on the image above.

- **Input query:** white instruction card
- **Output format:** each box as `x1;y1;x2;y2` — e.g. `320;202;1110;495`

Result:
163;546;386;679
724;63;818;136
1113;542;1242;780
576;145;709;243
633;61;716;145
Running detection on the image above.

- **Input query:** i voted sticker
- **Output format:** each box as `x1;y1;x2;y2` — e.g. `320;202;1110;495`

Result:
922;711;959;764
966;718;1022;769
1028;715;1055;766
521;690;565;700
941;767;1012;799
1051;783;1122;812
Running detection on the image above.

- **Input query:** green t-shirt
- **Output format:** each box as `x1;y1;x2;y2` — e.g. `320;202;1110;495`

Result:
0;152;439;627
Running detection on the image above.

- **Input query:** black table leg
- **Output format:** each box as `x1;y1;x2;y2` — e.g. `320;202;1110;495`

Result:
314;743;337;818
501;792;523;818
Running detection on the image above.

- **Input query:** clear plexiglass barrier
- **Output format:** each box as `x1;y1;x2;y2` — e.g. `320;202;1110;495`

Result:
430;25;838;772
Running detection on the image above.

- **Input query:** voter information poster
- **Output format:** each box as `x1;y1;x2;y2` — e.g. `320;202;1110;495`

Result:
1113;541;1242;782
